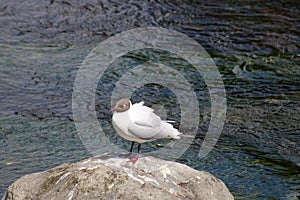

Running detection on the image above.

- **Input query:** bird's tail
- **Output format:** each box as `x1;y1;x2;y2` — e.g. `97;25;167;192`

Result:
157;121;182;139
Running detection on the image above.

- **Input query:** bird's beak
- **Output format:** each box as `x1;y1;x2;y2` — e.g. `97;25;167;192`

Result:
109;108;115;113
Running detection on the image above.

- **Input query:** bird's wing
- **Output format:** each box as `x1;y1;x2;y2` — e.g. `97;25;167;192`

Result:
128;123;161;139
129;102;161;127
127;101;162;139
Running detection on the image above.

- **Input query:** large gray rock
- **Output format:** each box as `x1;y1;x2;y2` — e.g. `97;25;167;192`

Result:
2;154;234;200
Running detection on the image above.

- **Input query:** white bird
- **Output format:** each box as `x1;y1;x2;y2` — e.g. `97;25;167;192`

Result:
109;98;182;162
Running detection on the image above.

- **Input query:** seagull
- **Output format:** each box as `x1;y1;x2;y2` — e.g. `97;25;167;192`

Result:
109;98;182;162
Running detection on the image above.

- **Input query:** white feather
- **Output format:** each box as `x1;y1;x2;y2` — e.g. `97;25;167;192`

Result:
112;100;182;143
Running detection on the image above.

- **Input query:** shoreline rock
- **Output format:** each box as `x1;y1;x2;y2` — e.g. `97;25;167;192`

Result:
2;153;234;200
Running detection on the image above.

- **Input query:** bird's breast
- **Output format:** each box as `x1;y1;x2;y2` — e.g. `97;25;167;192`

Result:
112;112;146;143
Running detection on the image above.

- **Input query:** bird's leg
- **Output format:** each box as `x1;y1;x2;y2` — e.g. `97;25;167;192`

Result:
119;141;135;158
129;143;141;163
129;141;135;153
137;143;141;154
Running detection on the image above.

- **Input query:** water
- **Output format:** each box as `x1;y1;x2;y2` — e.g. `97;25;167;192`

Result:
0;1;299;199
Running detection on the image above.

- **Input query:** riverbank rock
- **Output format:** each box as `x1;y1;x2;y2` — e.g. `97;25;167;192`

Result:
2;154;234;200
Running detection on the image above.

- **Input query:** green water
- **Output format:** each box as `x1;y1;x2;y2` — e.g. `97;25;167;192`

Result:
0;1;299;199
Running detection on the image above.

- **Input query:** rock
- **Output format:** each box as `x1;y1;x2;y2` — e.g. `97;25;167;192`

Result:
2;153;234;200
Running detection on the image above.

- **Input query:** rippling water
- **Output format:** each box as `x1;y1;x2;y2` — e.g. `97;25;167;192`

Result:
0;1;299;199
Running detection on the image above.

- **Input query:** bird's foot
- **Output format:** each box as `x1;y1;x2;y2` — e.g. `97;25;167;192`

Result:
127;153;140;164
128;157;139;164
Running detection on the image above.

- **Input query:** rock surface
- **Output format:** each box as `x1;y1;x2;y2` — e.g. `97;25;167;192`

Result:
2;154;234;200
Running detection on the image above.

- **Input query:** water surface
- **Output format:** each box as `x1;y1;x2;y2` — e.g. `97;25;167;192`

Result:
0;1;299;199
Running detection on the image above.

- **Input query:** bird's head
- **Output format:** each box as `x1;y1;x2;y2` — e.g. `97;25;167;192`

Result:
109;98;131;113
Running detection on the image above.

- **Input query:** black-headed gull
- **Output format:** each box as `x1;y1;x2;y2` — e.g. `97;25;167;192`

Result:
110;98;182;162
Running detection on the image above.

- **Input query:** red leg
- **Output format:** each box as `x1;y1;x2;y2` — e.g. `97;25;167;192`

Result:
137;143;141;153
119;141;135;158
129;143;141;163
129;141;135;153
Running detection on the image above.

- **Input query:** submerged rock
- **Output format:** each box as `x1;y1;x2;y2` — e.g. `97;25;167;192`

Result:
2;154;234;200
